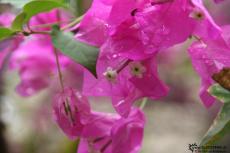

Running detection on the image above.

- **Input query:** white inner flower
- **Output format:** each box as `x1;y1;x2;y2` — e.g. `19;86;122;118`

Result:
189;8;204;20
129;62;146;78
103;67;117;82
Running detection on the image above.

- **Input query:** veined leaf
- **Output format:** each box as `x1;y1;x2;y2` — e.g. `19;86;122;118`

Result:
200;103;230;152
51;25;98;77
11;0;66;31
23;0;66;21
200;84;230;152
69;0;84;17
11;12;27;31
209;84;230;103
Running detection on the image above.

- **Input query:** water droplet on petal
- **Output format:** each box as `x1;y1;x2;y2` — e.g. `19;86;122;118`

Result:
115;100;125;107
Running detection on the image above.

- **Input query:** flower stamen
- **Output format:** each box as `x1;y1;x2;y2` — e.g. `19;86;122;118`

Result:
189;8;204;20
103;67;118;82
129;62;146;78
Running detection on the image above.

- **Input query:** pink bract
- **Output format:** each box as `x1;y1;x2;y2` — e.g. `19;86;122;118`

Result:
188;26;230;107
53;87;119;140
78;108;145;153
83;47;168;117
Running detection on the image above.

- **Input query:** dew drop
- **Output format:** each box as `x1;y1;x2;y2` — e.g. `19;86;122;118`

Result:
115;100;125;107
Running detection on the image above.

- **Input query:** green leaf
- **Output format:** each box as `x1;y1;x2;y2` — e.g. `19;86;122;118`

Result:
23;0;66;21
209;84;230;103
200;84;230;152
0;27;15;41
11;12;27;31
51;25;99;77
200;103;230;152
11;0;66;31
69;0;84;16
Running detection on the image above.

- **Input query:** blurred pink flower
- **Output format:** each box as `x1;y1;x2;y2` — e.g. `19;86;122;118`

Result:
10;39;57;96
0;12;15;27
9;10;83;96
0;12;23;70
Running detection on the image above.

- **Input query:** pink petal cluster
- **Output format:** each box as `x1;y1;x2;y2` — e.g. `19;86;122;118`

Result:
83;51;168;117
77;0;226;112
189;26;230;107
1;0;230;152
52;87;145;153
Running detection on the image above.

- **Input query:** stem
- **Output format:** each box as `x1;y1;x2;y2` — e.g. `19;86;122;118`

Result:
192;35;201;41
30;20;69;29
30;31;50;35
139;97;148;110
100;140;112;153
24;22;51;35
93;136;106;143
61;15;83;31
191;35;204;43
53;48;64;91
116;59;132;73
22;30;50;36
21;15;83;36
151;0;173;5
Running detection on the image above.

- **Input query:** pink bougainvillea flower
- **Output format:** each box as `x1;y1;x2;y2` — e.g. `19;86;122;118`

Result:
188;26;230;107
77;0;220;61
76;0;148;47
101;18;154;60
77;0;194;60
53;87;119;140
110;108;145;153
75;0;114;46
77;0;222;113
107;0;148;27
78;108;145;153
130;0;194;59
52;87;91;140
83;46;169;117
188;42;218;107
